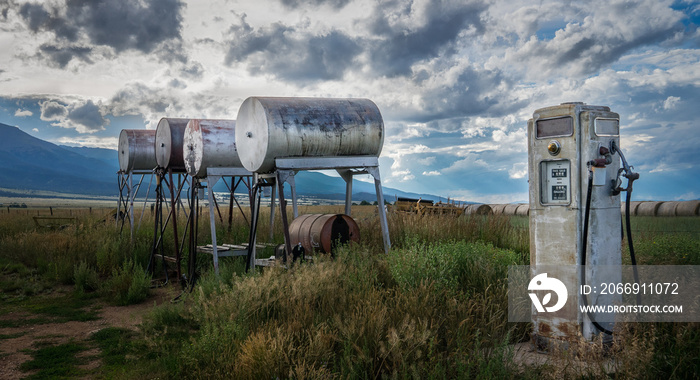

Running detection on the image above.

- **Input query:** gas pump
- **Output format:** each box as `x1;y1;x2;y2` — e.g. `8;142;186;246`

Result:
527;102;639;347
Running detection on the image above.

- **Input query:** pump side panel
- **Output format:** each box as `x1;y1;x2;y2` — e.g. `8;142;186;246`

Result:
528;106;583;341
580;111;622;340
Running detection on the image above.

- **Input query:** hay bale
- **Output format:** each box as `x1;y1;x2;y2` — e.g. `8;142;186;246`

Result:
515;204;530;216
490;204;508;215
503;204;520;216
657;201;679;217
676;200;700;216
636;201;663;217
466;204;492;215
621;201;643;216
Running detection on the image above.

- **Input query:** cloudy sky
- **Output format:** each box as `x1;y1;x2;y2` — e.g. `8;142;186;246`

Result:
0;0;698;202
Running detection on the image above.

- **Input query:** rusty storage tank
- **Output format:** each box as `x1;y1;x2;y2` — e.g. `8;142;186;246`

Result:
183;119;242;178
235;97;384;173
155;118;190;171
637;201;663;216
288;214;360;254
118;129;157;172
677;200;700;216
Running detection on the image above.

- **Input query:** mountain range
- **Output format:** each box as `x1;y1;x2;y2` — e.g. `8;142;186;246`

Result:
0;123;446;203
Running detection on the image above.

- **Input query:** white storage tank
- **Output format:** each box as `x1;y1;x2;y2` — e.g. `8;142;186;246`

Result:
155;118;190;171
183;119;242;178
118;129;157;172
235;97;384;173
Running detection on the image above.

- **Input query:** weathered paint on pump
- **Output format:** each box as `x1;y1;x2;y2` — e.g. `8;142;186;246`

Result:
183;119;242;178
235;97;384;173
118;129;157;172
528;103;622;344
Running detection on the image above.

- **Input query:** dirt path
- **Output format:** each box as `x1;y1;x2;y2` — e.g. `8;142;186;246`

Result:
0;286;178;379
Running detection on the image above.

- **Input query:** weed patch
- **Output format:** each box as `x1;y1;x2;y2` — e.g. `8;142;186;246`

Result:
20;341;89;379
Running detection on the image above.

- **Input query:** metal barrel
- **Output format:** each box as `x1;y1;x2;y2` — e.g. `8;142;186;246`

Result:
288;214;360;254
155;117;190;171
235;97;384;173
183;119;241;178
118;129;157;172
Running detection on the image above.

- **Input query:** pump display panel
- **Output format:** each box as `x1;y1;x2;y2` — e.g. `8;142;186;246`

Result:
536;117;573;139
540;160;571;205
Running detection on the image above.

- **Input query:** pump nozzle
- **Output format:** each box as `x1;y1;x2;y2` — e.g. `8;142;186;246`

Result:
610;140;639;194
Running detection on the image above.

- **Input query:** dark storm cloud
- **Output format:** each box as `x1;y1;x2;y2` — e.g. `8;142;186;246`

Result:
0;0;11;20
108;82;181;116
38;44;93;68
224;17;361;82
417;65;519;123
18;2;80;41
366;0;487;77
40;100;68;120
67;100;108;131
224;1;486;82
278;0;351;10
516;0;685;77
15;0;185;67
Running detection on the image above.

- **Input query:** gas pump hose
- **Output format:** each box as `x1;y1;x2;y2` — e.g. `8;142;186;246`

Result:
580;167;614;335
581;162;641;336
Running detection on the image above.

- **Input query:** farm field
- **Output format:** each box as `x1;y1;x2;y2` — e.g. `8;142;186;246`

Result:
0;204;698;379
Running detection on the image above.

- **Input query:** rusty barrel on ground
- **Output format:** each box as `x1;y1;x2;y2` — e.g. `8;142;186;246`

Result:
288;214;360;254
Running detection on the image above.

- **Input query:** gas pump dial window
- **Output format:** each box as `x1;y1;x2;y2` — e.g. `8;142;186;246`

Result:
536;117;573;139
540;160;571;205
594;118;619;136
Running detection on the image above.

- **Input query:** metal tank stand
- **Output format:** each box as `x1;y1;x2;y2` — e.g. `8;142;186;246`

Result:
195;167;253;275
148;167;191;285
246;155;391;270
117;169;155;242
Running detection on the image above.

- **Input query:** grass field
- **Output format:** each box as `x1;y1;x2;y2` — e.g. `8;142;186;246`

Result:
0;203;698;379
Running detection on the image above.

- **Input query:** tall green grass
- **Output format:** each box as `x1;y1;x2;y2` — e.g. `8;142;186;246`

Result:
139;241;529;379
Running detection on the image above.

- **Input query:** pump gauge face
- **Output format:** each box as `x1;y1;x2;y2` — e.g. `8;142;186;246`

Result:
540;160;571;205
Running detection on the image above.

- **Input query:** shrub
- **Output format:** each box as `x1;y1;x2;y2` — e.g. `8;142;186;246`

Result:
73;261;100;293
101;260;150;306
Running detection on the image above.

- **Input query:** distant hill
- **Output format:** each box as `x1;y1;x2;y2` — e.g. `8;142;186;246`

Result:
60;145;119;171
0;123;116;195
0;122;447;202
